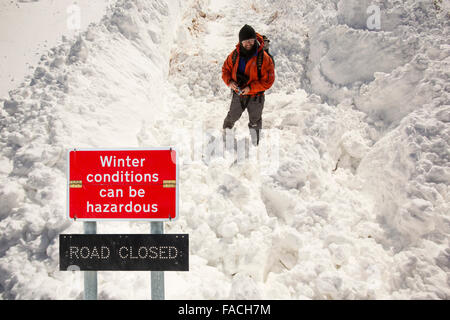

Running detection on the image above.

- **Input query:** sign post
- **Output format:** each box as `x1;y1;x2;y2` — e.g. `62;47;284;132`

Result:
83;221;97;300
151;221;164;300
62;148;186;300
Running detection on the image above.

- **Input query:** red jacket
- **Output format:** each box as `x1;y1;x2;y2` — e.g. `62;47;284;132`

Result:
222;33;275;97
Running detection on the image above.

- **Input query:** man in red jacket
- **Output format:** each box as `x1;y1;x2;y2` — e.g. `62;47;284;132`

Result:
222;24;275;146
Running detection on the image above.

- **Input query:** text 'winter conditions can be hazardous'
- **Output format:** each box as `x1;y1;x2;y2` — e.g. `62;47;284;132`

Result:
67;148;178;221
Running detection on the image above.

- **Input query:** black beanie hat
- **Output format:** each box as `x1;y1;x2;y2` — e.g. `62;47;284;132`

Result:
239;24;256;42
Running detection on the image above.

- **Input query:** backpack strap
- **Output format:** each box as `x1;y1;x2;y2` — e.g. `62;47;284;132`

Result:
257;50;264;80
231;49;238;67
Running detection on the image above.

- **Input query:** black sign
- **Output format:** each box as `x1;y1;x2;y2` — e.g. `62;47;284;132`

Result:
60;234;188;271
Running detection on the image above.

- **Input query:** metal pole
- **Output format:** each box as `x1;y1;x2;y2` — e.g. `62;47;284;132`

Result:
151;221;165;300
83;221;97;300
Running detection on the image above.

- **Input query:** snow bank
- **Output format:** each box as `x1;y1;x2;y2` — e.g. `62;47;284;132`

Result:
0;0;186;299
0;0;115;97
293;0;449;119
265;0;449;298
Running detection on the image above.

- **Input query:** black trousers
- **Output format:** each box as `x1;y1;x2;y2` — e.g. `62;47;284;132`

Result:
223;91;265;130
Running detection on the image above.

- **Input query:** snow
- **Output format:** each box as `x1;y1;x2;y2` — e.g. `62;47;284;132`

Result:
0;0;449;299
0;0;115;98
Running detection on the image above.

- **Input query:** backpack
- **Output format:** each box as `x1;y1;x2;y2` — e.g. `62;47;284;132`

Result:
231;34;275;80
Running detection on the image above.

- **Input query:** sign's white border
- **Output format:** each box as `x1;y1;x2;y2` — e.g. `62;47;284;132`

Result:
66;147;179;222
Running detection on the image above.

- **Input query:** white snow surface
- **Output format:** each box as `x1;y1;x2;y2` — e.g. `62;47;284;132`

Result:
0;0;115;97
0;0;449;299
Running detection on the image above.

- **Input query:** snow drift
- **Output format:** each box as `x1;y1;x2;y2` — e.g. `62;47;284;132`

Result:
0;0;448;299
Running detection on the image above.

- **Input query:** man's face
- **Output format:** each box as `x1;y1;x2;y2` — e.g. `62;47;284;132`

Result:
242;38;255;51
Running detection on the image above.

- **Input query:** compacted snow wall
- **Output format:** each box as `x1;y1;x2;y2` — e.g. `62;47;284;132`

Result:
0;0;185;299
265;0;449;298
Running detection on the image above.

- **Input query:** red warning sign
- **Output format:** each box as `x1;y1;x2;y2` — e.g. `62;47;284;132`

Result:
67;148;178;221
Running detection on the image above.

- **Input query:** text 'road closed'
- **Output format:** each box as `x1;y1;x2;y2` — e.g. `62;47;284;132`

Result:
60;234;188;271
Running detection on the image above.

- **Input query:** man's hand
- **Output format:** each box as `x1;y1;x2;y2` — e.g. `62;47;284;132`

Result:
241;86;250;95
229;80;239;92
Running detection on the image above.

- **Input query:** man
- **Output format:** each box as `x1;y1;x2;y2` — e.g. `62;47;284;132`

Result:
222;24;275;146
